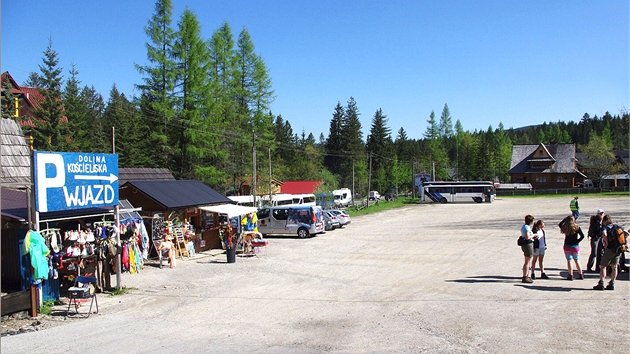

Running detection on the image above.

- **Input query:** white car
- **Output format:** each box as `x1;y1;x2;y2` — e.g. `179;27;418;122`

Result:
368;191;381;201
330;210;351;227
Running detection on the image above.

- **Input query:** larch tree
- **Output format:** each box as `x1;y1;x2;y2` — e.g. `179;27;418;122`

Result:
172;8;224;183
136;0;177;169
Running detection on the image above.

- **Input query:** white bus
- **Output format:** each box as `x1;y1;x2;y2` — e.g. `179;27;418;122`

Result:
228;195;256;207
290;193;317;206
422;181;496;203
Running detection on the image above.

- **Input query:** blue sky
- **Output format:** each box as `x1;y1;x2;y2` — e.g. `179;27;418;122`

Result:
2;1;628;140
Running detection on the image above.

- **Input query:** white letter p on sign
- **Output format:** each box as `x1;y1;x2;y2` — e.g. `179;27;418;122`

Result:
36;153;65;212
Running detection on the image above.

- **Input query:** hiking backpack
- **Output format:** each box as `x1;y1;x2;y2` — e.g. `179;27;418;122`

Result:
607;224;628;254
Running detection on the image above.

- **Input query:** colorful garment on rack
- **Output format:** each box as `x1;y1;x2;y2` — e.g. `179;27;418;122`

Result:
23;230;51;281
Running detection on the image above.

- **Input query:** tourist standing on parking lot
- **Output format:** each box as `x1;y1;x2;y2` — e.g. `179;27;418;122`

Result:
586;210;604;272
569;196;580;220
520;214;536;283
593;214;621;290
559;215;585;280
531;220;548;279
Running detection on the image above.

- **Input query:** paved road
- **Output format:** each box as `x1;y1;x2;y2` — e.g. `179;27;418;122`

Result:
2;195;628;353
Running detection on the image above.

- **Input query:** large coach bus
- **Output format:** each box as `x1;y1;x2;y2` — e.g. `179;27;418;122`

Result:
422;181;496;203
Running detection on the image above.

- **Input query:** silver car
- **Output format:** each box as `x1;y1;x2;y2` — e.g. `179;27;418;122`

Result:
257;205;325;238
330;210;351;227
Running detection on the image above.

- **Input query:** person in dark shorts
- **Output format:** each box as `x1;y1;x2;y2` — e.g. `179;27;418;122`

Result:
586;210;604;272
520;214;536;283
593;215;620;290
531;220;548;279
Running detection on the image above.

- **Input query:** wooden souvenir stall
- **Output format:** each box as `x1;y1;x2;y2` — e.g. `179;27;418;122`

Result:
41;200;144;295
119;180;233;254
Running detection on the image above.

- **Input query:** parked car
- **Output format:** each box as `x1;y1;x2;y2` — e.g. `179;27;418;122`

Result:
257;205;325;238
368;191;381;201
384;193;397;202
323;210;340;230
330;210;351;227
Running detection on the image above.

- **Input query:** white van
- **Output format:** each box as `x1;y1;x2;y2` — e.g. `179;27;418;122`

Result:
333;188;352;207
257;205;325;238
263;194;295;206
291;193;317;206
228;195;256;207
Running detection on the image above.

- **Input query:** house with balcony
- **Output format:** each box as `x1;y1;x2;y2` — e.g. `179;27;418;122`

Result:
508;143;587;188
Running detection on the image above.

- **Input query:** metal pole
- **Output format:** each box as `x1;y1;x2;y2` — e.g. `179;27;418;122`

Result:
367;152;372;207
252;131;257;207
113;126;122;290
268;145;272;204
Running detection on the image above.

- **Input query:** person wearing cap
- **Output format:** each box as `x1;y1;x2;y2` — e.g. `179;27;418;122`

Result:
586;210;604;272
569;196;580;220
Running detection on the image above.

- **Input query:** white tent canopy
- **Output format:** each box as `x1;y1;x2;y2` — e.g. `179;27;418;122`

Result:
199;204;257;218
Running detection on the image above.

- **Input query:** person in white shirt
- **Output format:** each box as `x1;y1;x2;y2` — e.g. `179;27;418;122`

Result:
531;220;549;279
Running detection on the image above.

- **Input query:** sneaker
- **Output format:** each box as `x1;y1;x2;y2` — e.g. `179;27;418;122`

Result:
540;273;549;279
522;276;533;283
576;273;584;280
605;282;615;290
593;282;605;290
566;275;573;281
531;273;536;280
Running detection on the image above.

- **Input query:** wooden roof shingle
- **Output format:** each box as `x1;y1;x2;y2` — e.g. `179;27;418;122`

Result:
0;118;31;186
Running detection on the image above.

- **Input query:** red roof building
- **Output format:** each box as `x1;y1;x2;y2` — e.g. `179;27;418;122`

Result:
1;71;67;127
280;180;323;194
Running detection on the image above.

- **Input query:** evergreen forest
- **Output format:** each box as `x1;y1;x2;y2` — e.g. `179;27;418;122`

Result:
3;0;628;196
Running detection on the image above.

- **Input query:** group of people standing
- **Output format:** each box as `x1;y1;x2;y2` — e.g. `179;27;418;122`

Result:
519;197;627;290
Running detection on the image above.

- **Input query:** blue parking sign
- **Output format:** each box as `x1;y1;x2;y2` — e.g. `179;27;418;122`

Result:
34;151;119;212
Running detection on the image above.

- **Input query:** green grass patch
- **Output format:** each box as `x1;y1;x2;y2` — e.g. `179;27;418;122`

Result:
346;197;418;217
39;299;63;315
109;286;137;296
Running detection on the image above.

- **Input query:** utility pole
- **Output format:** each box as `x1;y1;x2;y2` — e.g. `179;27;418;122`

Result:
412;160;415;199
367;152;372;207
268;145;272;205
351;157;355;207
252;131;257;207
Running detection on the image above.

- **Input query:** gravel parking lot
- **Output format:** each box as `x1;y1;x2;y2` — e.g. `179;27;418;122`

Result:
2;195;628;353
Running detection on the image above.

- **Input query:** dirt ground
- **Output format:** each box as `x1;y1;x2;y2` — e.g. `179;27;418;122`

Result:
2;195;629;353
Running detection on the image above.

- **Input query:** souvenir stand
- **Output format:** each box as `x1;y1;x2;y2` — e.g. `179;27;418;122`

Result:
198;204;264;256
38;200;144;297
151;215;197;259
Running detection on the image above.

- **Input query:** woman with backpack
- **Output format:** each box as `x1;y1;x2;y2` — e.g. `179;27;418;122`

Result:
558;215;585;280
531;220;548;279
520;214;536;283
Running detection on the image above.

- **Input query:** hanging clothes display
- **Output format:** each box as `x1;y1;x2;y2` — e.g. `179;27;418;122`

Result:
22;230;51;283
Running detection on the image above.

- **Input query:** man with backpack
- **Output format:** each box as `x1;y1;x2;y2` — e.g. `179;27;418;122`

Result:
593;215;627;290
